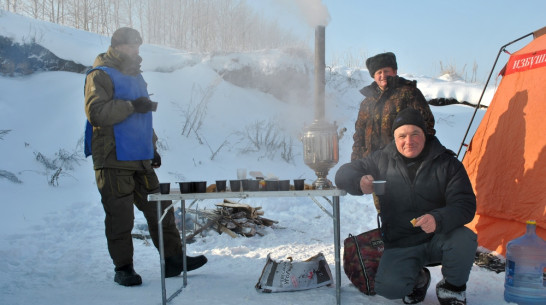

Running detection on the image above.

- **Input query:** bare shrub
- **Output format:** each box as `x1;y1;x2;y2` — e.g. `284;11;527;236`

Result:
180;78;220;141
237;120;295;163
0;170;22;183
34;147;84;186
0;129;21;183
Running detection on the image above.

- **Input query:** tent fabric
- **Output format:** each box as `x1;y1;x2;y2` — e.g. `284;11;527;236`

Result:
462;31;546;256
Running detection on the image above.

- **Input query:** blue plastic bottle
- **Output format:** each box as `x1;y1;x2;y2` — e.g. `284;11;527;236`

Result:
504;220;546;305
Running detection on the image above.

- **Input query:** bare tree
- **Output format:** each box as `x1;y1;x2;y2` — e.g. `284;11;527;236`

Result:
4;0;306;53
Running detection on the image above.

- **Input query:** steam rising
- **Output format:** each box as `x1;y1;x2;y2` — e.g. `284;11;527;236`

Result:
278;0;331;27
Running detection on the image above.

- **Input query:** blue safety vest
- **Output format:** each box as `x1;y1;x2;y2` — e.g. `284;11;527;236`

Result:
84;66;154;161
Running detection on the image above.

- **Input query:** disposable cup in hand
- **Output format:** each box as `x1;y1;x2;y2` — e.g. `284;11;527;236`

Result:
373;180;386;195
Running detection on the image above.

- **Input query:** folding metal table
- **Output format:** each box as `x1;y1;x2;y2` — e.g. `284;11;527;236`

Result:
148;189;346;305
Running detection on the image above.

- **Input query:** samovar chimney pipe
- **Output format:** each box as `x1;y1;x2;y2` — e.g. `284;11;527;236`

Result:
314;26;326;121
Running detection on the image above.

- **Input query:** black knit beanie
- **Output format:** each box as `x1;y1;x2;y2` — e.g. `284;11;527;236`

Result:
391;108;427;134
366;52;397;77
111;27;142;47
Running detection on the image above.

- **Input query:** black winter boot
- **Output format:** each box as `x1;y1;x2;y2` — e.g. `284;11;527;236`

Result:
436;278;466;305
403;267;431;304
165;254;208;277
114;264;142;286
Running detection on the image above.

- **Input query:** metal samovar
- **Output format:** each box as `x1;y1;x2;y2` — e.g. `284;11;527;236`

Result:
303;119;340;189
302;25;342;189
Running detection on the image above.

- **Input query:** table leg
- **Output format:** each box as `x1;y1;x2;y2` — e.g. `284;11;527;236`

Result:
181;200;187;286
157;200;167;305
333;195;341;305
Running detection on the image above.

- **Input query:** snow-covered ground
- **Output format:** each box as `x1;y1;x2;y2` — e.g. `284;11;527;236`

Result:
0;10;510;305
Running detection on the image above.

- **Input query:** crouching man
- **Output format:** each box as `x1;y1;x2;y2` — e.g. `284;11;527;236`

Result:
335;108;477;305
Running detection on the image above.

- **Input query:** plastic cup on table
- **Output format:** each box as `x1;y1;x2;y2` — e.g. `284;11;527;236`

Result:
192;181;207;193
237;168;247;179
293;179;305;191
265;180;279;191
179;182;192;193
216;180;227;192
159;183;170;194
278;180;290;191
230;179;242;192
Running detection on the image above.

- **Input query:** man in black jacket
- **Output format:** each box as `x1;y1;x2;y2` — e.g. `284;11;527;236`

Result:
335;108;477;305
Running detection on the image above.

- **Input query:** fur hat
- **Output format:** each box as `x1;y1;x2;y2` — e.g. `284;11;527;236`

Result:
366;52;397;77
391;108;427;134
111;27;142;47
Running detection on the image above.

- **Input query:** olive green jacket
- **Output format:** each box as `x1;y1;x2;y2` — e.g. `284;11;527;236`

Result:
351;76;435;161
84;47;157;170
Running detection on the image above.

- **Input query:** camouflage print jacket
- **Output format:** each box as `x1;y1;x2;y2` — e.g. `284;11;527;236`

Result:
350;76;435;161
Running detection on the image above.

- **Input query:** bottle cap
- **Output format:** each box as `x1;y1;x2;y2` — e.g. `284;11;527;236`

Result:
526;220;536;225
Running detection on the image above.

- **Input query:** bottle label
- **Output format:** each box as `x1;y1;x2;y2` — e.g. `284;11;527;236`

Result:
506;260;515;286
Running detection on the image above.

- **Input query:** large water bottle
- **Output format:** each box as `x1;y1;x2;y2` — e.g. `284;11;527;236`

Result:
504;220;546;305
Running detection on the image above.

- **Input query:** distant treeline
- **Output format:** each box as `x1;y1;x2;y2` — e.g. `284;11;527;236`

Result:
1;0;306;52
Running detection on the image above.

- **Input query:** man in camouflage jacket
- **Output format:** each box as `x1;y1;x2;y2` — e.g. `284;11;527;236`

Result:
351;52;435;161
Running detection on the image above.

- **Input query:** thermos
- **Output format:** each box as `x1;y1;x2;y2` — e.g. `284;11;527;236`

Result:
504;220;546;304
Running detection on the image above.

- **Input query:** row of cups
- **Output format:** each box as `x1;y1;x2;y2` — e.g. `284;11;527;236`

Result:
158;179;306;194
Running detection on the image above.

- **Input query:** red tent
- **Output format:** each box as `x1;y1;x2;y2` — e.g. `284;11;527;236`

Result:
463;27;546;256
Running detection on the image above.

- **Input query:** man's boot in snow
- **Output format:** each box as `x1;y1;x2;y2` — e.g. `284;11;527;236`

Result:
165;253;208;277
114;264;142;286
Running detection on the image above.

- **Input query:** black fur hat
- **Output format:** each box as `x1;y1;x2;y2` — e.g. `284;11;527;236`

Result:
366;52;397;77
111;27;142;47
391;108;427;134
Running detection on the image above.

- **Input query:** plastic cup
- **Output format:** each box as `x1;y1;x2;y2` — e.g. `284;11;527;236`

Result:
293;179;305;191
192;181;207;193
216;180;227;192
373;180;386;195
230;179;242;192
242;179;259;191
237;168;247;179
265;180;279;191
278;180;290;191
159;183;170;194
179;182;192;193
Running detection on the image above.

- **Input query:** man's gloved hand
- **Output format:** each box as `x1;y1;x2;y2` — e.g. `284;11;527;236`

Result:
151;150;161;168
131;97;155;113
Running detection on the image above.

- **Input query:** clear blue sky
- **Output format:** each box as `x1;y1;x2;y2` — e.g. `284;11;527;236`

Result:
251;0;546;83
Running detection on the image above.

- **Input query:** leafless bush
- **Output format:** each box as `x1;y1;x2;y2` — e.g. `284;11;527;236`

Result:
34;148;83;186
0;129;21;183
0;170;22;183
237;120;295;163
180;78;220;140
0;129;11;140
439;61;478;83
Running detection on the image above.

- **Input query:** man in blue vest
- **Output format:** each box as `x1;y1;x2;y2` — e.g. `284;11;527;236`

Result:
84;27;207;286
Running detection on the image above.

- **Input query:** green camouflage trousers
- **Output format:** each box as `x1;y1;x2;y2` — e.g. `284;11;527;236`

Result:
95;168;182;268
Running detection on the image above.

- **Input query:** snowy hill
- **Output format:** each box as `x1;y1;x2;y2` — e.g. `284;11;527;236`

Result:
0;9;509;305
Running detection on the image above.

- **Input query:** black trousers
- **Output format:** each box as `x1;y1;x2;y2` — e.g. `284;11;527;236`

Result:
95;168;182;268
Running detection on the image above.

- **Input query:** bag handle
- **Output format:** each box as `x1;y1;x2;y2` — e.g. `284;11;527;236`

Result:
350;213;382;294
